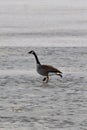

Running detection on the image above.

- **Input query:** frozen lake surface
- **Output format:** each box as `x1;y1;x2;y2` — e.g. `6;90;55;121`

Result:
0;0;87;47
0;0;87;129
0;47;87;130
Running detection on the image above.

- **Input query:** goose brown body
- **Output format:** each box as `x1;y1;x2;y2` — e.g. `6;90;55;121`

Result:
28;50;62;82
37;64;62;76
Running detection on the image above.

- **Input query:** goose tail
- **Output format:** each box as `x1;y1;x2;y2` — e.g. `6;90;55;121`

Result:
57;73;63;78
56;70;63;78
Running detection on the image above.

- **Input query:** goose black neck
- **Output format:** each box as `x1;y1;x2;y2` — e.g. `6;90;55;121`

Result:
33;52;40;64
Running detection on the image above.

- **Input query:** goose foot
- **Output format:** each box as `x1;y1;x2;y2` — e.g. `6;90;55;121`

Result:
43;76;49;83
43;77;47;82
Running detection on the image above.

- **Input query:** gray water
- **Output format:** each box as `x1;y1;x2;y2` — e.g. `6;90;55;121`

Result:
0;47;87;130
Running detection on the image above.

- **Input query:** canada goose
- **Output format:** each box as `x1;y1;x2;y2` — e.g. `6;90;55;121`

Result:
28;50;62;83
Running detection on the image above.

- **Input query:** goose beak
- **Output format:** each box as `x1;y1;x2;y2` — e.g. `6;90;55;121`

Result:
28;50;33;54
28;51;31;54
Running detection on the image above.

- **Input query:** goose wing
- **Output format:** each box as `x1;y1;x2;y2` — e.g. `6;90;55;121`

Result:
42;64;62;74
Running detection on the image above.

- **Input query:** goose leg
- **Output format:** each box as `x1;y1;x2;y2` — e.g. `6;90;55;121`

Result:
46;76;49;83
